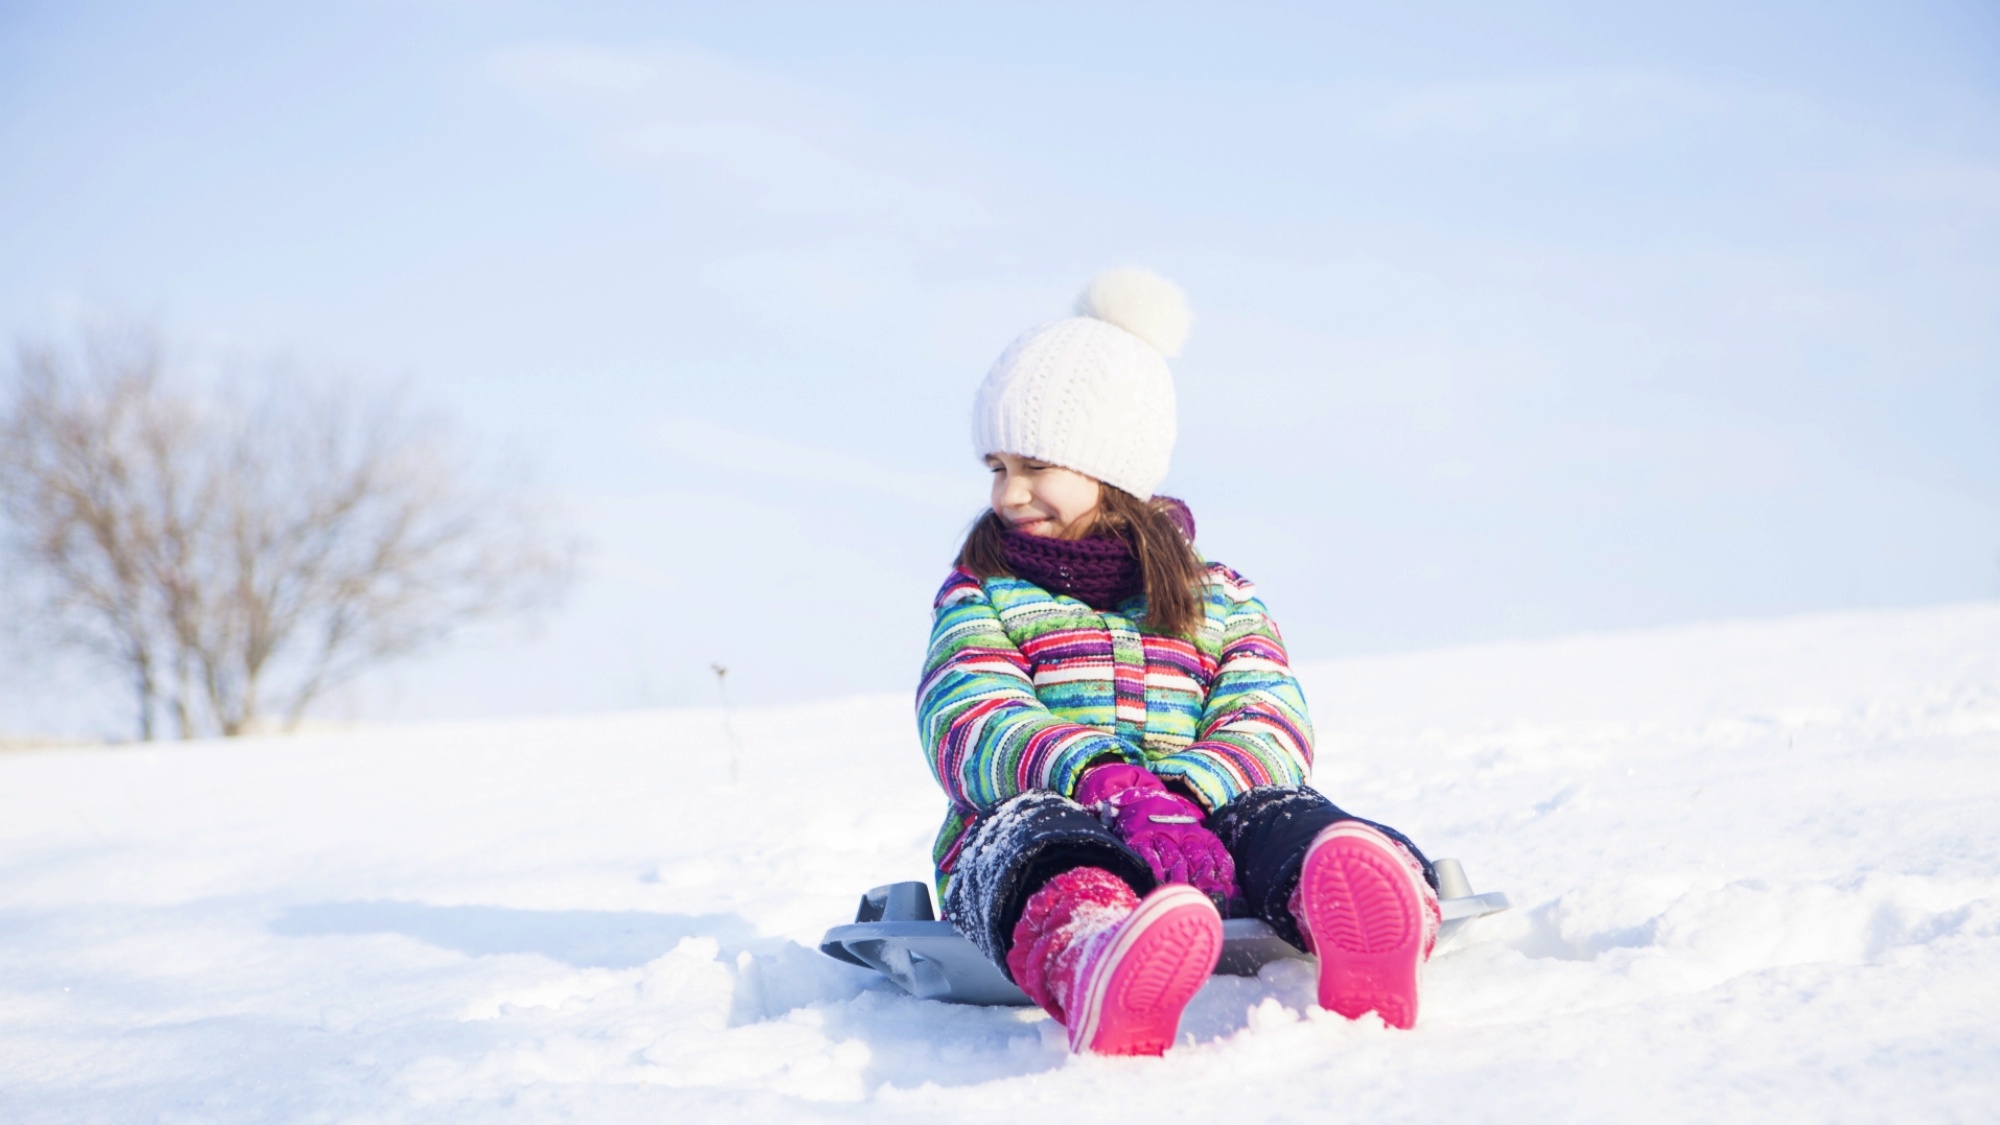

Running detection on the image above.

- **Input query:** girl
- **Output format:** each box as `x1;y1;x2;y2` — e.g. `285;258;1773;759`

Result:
917;269;1442;1056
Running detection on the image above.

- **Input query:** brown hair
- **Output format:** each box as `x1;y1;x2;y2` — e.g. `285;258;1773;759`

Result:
956;484;1207;638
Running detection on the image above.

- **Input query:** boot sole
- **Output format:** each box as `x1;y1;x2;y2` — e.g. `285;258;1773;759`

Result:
1070;884;1223;1056
1297;823;1424;1029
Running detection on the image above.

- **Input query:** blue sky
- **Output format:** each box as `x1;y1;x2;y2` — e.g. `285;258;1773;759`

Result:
2;1;1996;734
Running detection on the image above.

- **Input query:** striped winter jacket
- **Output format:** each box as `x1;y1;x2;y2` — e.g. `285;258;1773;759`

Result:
917;562;1315;888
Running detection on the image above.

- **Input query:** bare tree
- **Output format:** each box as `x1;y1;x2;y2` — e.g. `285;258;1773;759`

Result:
0;328;574;739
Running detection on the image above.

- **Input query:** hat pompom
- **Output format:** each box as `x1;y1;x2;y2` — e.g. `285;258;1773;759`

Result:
1075;267;1192;358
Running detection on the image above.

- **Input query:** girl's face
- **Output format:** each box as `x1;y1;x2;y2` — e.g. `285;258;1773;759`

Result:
987;452;1102;538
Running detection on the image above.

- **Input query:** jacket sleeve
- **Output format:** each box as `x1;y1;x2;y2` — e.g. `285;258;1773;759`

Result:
917;572;1140;810
1148;569;1314;812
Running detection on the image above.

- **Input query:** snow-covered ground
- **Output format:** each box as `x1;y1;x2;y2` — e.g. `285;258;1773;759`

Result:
4;603;1998;1123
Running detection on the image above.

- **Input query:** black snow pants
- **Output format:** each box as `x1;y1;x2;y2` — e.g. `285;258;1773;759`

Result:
942;784;1437;981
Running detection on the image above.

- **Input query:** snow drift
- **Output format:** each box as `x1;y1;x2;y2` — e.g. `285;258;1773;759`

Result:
2;603;1997;1122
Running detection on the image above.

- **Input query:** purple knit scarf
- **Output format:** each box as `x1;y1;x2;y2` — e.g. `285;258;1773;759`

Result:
1001;497;1196;610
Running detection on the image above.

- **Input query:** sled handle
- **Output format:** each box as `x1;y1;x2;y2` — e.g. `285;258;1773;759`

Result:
1433;858;1474;900
855;881;936;924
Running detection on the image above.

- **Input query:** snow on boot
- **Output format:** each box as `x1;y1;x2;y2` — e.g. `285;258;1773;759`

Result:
1290;821;1440;1029
1007;866;1136;1021
1007;867;1222;1056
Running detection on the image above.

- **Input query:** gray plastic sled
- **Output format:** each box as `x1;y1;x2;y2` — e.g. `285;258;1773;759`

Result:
820;858;1509;1006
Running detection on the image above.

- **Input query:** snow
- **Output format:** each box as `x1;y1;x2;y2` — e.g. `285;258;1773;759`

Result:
4;602;1999;1123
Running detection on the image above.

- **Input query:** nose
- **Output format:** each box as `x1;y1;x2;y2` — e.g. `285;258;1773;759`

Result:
996;467;1031;508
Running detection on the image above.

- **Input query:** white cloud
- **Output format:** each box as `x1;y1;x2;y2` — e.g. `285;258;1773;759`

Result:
651;416;972;509
1861;162;2000;211
485;42;969;223
1365;69;1813;145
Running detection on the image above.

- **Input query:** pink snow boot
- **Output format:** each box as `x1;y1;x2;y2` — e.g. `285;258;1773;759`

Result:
1290;821;1440;1029
1007;866;1223;1056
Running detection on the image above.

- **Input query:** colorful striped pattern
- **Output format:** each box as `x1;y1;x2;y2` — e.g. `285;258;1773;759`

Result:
917;562;1314;885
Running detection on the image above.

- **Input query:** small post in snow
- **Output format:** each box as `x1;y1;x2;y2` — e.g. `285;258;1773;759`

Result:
711;663;741;786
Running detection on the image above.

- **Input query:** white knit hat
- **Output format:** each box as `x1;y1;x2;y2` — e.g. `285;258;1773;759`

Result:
972;268;1192;499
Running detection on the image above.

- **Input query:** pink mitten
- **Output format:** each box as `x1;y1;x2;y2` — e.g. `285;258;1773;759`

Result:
1075;763;1238;905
